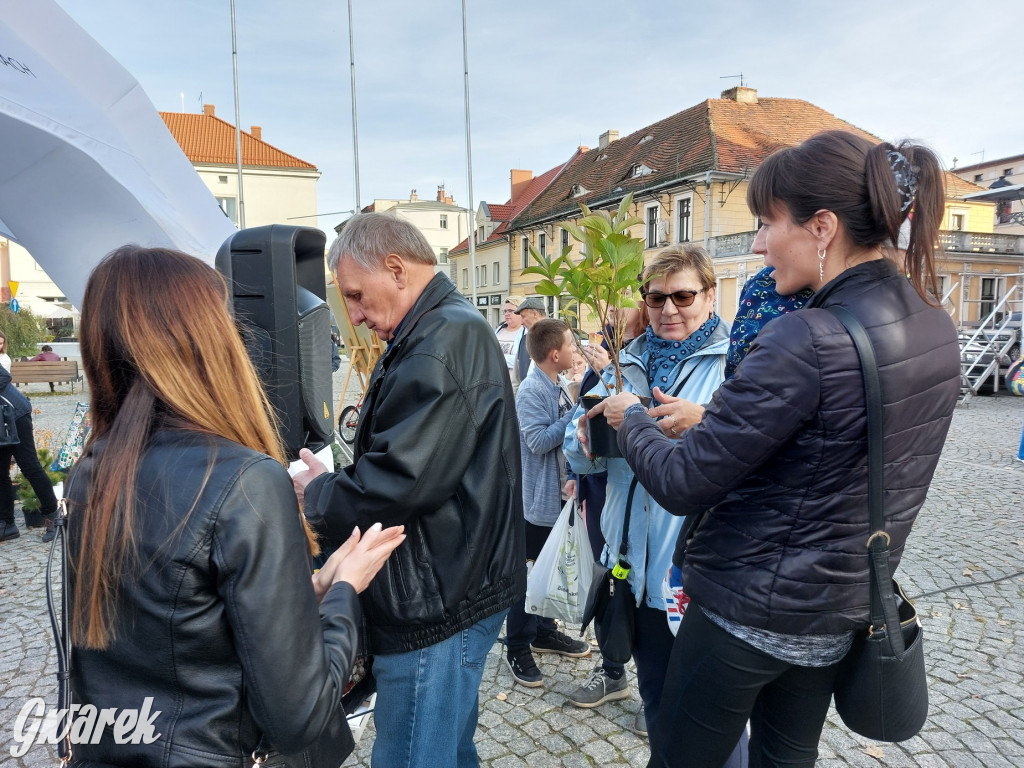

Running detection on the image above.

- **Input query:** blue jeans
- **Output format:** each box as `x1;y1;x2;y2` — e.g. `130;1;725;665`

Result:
371;609;507;768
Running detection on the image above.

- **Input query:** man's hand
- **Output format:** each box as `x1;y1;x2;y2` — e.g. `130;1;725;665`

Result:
292;447;330;507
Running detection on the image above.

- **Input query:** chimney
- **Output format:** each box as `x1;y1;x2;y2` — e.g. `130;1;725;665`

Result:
599;130;619;150
250;125;262;141
445;193;454;205
410;189;419;202
720;86;758;105
510;169;533;201
203;104;215;117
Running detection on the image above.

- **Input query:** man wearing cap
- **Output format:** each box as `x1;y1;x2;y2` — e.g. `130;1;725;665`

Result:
511;297;547;394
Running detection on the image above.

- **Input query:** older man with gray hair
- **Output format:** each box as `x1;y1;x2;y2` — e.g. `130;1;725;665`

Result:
293;212;525;768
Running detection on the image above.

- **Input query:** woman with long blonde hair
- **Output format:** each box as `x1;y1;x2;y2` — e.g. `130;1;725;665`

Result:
65;246;403;766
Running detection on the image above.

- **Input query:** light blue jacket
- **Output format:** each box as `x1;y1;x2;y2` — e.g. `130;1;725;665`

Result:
563;323;728;609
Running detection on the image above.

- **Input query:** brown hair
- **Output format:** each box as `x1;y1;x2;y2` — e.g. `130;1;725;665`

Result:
642;243;716;291
747;130;945;301
0;330;6;354
526;318;570;364
72;246;314;649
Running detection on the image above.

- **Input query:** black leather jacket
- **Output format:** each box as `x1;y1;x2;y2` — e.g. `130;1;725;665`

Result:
67;431;357;767
620;260;960;635
304;274;526;654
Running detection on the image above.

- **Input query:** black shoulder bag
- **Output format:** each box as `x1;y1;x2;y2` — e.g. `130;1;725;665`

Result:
579;477;639;664
828;305;929;742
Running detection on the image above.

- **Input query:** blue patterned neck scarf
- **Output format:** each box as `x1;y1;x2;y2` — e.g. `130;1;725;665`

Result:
645;316;720;388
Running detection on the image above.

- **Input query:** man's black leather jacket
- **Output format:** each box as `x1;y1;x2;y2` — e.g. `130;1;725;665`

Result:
304;274;526;654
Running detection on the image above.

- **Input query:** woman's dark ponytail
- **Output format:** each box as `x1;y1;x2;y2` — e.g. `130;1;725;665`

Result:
865;140;945;303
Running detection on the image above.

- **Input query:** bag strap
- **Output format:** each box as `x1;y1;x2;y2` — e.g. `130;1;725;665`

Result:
46;494;73;766
826;306;906;657
618;476;640;562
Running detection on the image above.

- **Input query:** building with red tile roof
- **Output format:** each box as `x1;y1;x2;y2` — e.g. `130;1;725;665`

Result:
504;86;1015;325
159;104;319;228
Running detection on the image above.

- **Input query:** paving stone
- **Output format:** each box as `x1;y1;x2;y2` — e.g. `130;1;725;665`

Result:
3;380;1023;766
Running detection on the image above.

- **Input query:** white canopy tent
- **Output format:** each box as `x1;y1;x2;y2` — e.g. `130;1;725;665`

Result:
0;0;236;309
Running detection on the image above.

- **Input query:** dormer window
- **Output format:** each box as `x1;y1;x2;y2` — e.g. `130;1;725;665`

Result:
638;135;654;145
630;164;655;178
570;184;590;198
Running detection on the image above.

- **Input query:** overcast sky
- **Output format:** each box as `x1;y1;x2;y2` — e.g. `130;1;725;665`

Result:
56;0;1024;239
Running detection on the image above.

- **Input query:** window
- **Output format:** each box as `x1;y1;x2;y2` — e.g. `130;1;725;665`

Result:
440;214;448;229
481;265;487;285
493;262;500;284
538;232;547;258
478;226;485;244
974;174;984;183
675;194;692;243
560;228;570;251
218;175;229;184
215;196;238;225
462;268;468;288
1004;168;1013;177
438;248;448;264
522;237;530;268
950;212;965;231
980;277;996;319
646;205;659;248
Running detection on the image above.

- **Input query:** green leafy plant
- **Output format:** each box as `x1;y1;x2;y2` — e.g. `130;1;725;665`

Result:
0;304;47;357
522;193;646;391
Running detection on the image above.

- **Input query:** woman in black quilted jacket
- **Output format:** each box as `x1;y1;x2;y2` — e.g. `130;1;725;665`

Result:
586;130;961;768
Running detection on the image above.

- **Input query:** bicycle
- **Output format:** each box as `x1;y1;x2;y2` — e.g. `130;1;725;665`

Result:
337;396;362;445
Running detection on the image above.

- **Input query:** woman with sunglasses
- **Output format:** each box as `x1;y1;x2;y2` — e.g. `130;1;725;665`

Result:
564;245;743;764
587;131;961;767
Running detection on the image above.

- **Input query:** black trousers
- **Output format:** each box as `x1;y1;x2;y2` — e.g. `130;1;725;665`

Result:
649;603;839;768
0;413;58;524
506;520;558;654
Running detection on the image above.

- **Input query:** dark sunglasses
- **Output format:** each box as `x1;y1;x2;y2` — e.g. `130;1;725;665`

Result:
641;289;705;309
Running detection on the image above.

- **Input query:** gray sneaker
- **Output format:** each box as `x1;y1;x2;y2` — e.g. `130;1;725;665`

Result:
631;705;648;738
568;666;630;708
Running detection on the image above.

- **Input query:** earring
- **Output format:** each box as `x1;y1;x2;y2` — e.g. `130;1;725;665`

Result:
817;248;827;283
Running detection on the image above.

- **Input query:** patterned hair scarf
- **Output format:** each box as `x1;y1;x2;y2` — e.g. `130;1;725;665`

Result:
887;149;918;214
645;315;720;388
726;267;812;379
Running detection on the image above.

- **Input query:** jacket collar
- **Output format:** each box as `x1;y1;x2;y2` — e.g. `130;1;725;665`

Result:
806;258;897;308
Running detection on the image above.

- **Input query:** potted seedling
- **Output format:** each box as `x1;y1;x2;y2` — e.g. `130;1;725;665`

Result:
522;193;646;456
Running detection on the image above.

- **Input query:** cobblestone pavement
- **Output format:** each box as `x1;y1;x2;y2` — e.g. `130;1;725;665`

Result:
2;377;1022;767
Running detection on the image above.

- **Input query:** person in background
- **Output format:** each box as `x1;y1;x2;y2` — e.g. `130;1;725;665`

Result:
0;362;58;543
0;331;11;372
565;245;734;746
506;318;592;687
292;213;525;768
496;294;526;377
65;246;404;767
28;344;62;391
511;297;547;394
590;131;960;767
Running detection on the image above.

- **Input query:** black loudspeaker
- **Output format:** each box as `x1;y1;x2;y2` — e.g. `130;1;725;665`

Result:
216;225;334;461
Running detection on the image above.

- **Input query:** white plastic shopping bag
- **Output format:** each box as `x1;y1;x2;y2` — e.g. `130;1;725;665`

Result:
524;499;592;624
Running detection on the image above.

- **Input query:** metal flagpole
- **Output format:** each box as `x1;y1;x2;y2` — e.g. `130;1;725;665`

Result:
230;0;246;229
348;0;361;212
461;0;477;309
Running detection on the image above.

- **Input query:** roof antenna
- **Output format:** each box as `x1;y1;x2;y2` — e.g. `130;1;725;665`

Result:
720;72;745;87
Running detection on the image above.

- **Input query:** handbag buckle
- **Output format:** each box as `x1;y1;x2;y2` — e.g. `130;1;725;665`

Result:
865;530;890;548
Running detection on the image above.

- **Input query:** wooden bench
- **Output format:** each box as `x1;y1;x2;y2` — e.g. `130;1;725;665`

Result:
10;360;83;392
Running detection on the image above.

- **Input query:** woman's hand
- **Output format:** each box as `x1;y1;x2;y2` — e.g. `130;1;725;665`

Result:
648;386;705;438
587;392;642;430
311;523;406;599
